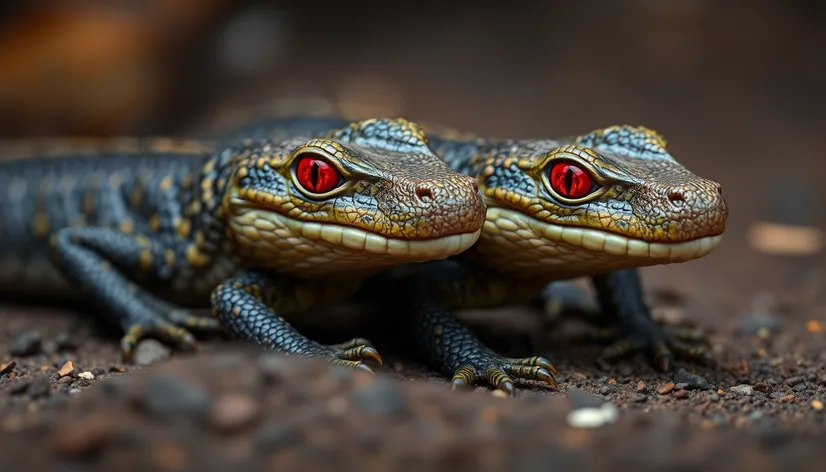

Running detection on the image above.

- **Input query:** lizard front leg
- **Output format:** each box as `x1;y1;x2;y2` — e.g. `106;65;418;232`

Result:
211;270;383;371
50;226;222;361
590;269;713;372
384;263;558;395
535;271;713;372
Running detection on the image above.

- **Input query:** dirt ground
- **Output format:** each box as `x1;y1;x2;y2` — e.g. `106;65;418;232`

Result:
1;270;825;472
1;2;826;471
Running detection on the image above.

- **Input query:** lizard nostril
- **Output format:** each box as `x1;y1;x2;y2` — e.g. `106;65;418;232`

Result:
415;185;434;202
667;190;686;206
716;184;723;196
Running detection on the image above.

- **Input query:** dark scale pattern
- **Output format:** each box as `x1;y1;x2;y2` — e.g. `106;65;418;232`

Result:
380;274;557;396
430;137;510;176
589;270;714;372
410;123;727;378
483;159;537;198
575;125;673;161
211;270;382;371
0;143;237;360
330;118;435;155
1;116;491;373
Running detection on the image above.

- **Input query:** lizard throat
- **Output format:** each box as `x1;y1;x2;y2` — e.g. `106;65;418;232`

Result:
466;206;722;279
227;200;481;277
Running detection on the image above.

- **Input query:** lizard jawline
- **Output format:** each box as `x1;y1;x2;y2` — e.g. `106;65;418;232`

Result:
228;203;481;276
471;206;722;277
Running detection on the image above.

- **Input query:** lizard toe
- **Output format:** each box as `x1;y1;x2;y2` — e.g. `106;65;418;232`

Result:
597;329;714;373
166;308;224;332
120;322;198;363
449;355;559;396
329;338;383;367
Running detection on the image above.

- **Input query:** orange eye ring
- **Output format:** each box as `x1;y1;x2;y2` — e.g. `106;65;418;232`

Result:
295;154;344;194
548;161;596;199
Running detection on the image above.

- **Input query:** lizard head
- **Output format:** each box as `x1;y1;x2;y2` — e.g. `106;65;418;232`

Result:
470;125;728;278
223;118;485;276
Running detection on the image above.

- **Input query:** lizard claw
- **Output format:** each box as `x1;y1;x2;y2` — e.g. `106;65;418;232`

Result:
325;337;384;368
596;328;714;373
449;355;559;396
331;359;375;374
120;322;197;363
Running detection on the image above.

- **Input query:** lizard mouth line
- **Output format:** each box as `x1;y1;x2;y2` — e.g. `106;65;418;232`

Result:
230;201;481;260
487;207;722;262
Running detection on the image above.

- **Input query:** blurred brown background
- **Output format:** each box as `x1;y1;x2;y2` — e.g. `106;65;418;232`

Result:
0;0;824;330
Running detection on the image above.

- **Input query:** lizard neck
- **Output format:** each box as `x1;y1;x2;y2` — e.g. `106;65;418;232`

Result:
178;148;238;267
429;136;523;177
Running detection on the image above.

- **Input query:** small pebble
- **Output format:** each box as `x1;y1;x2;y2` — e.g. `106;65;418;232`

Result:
811;399;823;410
10;330;43;357
0;361;16;376
210;393;260;433
77;371;94;380
710;393;720;402
352;376;407;416
632;393;648;403
657;383;675;395
58;361;74;378
673;390;688;399
753;382;773;393
636;381;647;393
673;369;709;390
793;383;807;393
566;403;619;429
674;383;689;391
133;340;172;366
785;376;804;386
730;384;754;396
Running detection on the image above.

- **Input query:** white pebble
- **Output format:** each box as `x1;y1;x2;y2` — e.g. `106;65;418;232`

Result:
77;371;95;380
566;403;619;429
729;384;753;396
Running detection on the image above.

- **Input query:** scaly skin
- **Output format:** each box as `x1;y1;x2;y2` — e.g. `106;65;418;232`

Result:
0;118;486;370
215;116;727;394
411;124;729;392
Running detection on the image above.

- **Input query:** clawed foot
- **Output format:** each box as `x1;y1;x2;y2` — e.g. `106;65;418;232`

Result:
590;325;714;373
540;273;715;373
120;309;223;362
323;337;384;373
450;355;558;396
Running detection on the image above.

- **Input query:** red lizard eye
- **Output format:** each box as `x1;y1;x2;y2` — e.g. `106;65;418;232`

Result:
295;154;343;194
549;161;596;199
